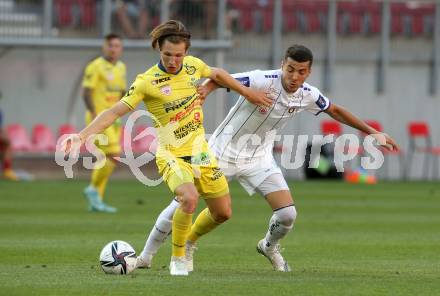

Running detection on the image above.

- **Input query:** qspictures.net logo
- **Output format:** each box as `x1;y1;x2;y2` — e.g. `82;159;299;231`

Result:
55;110;389;187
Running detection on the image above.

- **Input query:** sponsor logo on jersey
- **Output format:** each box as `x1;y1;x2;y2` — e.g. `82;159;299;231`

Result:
164;95;194;113
166;159;176;168
288;107;296;113
169;98;200;122
173;120;202;139
191;152;211;165
160;85;172;96
151;77;171;85
258;106;269;114
235;76;250;87
124;85;135;97
184;63;196;75
264;74;278;78
194;112;200;121
211;167;224;180
188;77;201;87
316;94;327;109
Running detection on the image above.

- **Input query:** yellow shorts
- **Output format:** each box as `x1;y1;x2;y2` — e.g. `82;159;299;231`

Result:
85;112;121;155
156;151;229;199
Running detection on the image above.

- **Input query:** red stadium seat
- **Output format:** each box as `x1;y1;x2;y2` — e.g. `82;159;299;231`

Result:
31;124;56;152
121;125;157;155
362;1;381;34
363;120;404;179
390;2;406;35
229;0;253;31
133;125;157;154
321;120;342;136
57;123;88;153
54;0;74;27
58;123;77;138
6;124;32;152
407;121;440;179
76;0;96;27
282;1;297;32
337;2;362;34
54;0;96;27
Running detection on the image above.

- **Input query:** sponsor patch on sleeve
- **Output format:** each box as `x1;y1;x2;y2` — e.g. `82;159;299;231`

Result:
235;76;250;87
316;94;328;109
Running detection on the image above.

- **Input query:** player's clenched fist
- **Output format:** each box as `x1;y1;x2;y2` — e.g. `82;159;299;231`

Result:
59;134;82;157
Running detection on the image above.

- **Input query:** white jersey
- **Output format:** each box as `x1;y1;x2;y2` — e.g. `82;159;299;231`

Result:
209;69;331;163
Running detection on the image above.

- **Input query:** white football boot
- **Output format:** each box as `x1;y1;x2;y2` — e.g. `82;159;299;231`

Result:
169;256;188;276
135;254;152;269
256;239;291;272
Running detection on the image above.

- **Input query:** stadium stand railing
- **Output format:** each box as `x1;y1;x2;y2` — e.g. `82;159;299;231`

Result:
227;0;435;36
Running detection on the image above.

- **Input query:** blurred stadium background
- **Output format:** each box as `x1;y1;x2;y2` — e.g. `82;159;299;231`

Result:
0;0;439;180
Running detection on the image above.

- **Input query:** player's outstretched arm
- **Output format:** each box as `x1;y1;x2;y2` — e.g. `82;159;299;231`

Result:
209;67;272;107
325;103;399;151
62;101;131;155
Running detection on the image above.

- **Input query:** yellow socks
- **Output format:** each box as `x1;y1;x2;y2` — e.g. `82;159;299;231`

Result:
172;208;193;257
188;208;221;243
91;158;116;199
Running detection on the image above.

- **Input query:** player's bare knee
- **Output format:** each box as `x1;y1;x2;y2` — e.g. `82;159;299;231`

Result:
175;184;199;213
180;191;199;213
212;207;232;223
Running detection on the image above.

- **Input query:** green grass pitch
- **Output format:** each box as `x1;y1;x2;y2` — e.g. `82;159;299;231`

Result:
0;180;439;295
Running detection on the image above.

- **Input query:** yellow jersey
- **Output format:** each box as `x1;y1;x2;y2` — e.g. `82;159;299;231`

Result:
121;55;212;157
82;56;127;114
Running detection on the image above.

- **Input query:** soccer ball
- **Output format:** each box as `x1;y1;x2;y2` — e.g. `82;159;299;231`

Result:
99;240;137;275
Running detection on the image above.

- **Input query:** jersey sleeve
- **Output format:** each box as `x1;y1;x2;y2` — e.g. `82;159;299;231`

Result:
305;86;331;115
230;70;266;90
120;75;147;110
197;58;212;78
82;62;99;89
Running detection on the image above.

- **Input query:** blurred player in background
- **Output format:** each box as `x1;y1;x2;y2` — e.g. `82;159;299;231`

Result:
136;44;399;272
62;20;271;275
82;33;126;213
0;102;18;181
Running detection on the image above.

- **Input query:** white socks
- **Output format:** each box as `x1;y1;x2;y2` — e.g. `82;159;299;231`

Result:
141;198;180;258
263;205;297;250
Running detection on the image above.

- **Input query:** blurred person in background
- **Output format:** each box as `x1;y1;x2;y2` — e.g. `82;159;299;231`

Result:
0;93;18;181
173;0;216;39
115;0;160;39
81;33;126;213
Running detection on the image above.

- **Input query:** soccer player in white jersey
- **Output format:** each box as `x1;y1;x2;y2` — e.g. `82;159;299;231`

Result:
136;44;399;272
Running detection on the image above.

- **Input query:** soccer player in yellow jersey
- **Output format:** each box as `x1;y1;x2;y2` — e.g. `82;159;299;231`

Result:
82;33;126;213
62;20;271;276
